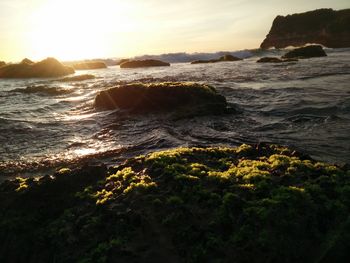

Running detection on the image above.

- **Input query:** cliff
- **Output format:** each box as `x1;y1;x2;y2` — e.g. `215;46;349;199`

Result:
261;8;350;49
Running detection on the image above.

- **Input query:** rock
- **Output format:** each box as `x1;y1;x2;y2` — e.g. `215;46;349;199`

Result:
117;59;130;65
120;59;170;68
21;58;34;65
0;61;5;67
0;57;75;78
73;61;107;70
257;57;298;63
191;54;242;64
1;144;349;262
57;74;95;82
261;8;350;49
95;82;227;115
282;45;327;59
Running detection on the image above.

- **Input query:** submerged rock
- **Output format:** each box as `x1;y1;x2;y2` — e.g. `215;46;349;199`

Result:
57;74;95;82
73;61;107;70
120;59;170;68
0;57;74;78
191;54;242;64
0;144;349;262
95;82;227;115
282;45;327;59
260;8;350;49
257;57;298;63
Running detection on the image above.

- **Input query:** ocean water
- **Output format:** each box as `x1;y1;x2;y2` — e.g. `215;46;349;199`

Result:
1;48;350;179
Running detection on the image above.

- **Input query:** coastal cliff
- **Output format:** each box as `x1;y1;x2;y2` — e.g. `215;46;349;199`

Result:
261;8;350;49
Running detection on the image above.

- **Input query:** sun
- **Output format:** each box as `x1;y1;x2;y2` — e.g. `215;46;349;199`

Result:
27;0;131;61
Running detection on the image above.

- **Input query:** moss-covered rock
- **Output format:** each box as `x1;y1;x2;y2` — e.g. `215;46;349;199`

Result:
0;144;349;262
0;57;74;78
282;45;327;59
73;62;107;70
120;59;170;68
94;82;228;115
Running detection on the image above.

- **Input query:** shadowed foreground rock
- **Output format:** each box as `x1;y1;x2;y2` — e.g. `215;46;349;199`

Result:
0;58;74;78
95;82;227;115
57;74;95;82
191;54;242;64
282;45;327;59
120;59;170;68
257;57;298;63
261;8;350;48
73;62;107;70
0;144;349;263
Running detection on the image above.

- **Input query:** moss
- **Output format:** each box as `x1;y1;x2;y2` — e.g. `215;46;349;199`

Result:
0;144;349;263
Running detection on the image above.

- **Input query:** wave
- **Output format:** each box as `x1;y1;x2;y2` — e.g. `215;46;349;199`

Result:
9;85;74;96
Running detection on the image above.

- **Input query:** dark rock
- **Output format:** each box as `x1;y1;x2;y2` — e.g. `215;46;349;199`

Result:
73;61;107;70
95;82;227;115
117;59;130;65
257;57;298;63
57;74;95;82
261;8;350;49
120;59;170;68
282;45;327;59
21;58;34;65
0;57;75;78
191;54;242;64
0;61;5;68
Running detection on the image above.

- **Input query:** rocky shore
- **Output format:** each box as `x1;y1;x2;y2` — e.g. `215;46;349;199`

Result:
1;144;349;262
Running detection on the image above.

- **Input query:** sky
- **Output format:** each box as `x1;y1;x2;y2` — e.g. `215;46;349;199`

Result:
0;0;348;61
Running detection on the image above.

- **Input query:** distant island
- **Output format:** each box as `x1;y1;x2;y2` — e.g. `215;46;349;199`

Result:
261;8;350;49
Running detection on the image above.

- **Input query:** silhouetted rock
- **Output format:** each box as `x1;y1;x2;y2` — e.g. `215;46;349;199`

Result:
261;8;350;48
0;61;5;67
95;82;227;115
73;61;107;70
57;74;95;82
0;57;75;78
120;59;170;68
191;54;242;64
257;57;298;63
21;58;34;65
282;45;327;59
117;59;130;65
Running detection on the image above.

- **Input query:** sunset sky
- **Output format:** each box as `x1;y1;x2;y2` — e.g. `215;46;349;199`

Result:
0;0;349;61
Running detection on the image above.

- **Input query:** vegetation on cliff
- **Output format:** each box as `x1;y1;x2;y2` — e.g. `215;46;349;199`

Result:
1;144;349;262
261;8;350;48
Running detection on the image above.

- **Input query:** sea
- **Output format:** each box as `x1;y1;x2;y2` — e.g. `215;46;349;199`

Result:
1;48;350;180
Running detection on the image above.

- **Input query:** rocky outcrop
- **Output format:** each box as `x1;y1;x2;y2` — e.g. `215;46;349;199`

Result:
57;74;95;82
0;61;5;67
1;144;349;262
261;8;350;49
257;57;298;63
117;59;130;65
282;45;327;59
191;54;242;64
0;57;74;78
21;58;34;65
73;61;107;70
95;82;227;115
120;59;170;68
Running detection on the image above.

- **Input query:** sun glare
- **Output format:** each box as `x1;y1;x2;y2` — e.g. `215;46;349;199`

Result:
27;0;133;61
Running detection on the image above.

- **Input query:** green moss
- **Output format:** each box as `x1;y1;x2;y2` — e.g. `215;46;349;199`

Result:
1;144;349;263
